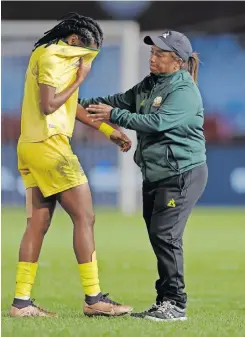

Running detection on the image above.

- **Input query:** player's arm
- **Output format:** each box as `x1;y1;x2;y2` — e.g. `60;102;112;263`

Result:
78;83;140;113
76;103;132;152
76;103;105;130
39;57;90;115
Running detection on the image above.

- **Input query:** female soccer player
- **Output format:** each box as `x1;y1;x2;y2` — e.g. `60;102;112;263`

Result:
83;31;208;321
10;13;132;317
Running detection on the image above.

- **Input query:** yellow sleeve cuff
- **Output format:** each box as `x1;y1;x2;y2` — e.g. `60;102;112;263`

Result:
99;123;115;139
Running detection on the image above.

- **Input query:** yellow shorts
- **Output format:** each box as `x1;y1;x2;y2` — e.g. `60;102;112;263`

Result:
17;134;88;197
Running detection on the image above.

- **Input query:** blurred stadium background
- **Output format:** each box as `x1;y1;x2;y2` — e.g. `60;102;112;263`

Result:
1;2;245;336
1;1;245;212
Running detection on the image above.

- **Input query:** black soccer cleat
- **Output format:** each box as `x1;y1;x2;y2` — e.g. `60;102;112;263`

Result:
131;300;187;322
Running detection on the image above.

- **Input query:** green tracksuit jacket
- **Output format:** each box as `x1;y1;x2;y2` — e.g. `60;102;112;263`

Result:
79;70;206;182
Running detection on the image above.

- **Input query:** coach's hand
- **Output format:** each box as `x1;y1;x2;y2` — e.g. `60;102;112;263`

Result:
110;130;132;152
86;103;113;121
76;58;91;83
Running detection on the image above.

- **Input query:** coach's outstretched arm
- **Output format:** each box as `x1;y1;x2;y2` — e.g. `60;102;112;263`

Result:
78;83;139;113
86;86;201;133
110;87;199;133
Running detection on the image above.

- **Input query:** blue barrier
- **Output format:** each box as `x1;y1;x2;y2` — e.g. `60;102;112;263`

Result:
1;144;245;206
199;145;245;206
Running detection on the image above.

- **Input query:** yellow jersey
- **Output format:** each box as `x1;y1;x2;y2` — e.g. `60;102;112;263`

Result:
19;40;99;143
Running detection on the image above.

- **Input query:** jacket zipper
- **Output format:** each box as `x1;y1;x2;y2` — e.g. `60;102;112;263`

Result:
139;136;147;179
139;79;157;180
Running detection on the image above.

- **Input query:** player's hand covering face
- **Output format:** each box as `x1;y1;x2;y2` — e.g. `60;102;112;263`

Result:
86;103;113;121
76;58;92;82
79;48;99;66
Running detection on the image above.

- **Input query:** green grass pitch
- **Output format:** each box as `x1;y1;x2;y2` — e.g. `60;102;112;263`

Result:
2;207;245;337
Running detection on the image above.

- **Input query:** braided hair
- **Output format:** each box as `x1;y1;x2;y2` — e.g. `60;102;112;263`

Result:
34;12;103;50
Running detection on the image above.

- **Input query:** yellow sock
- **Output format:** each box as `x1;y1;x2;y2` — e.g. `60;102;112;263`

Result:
78;253;101;296
15;262;38;299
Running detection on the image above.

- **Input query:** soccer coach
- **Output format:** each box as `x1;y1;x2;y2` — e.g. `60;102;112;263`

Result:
80;31;208;321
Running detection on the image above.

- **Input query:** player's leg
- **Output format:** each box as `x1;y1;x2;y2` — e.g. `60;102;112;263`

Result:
16;135;132;316
58;183;133;316
58;184;95;264
10;187;57;317
19;188;56;262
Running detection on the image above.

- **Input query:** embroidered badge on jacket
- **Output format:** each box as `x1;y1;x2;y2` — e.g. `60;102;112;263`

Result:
152;96;162;107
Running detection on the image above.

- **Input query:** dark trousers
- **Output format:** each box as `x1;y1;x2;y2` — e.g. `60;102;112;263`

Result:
142;163;208;309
